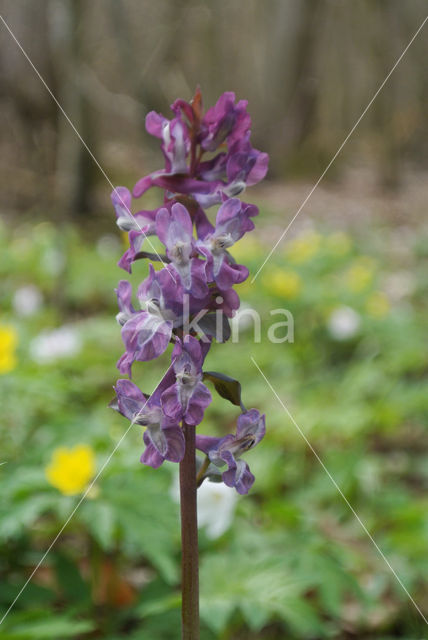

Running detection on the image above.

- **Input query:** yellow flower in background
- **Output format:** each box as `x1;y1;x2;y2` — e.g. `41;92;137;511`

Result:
366;291;390;318
0;325;18;374
287;231;321;264
262;268;302;299
346;257;376;293
0;326;17;351
45;445;96;496
326;231;352;256
121;230;129;247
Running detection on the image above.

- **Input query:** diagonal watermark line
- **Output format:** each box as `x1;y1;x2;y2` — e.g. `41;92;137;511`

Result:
250;356;428;626
251;14;428;283
0;363;174;626
0;13;176;283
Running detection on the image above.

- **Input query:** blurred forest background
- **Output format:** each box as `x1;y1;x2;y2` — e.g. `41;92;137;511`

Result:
1;1;428;639
1;0;428;219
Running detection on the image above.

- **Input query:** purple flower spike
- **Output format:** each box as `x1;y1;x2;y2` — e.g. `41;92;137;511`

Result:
112;378;185;468
111;89;268;485
161;336;212;426
196;409;265;494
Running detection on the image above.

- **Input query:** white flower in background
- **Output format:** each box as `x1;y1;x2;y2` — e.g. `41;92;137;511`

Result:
170;475;238;539
30;326;81;364
384;271;415;302
13;285;43;317
327;306;361;341
197;480;238;539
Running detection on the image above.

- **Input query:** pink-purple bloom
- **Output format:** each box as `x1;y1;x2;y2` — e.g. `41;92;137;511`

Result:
112;377;184;468
156;203;208;297
111;186;160;273
145;112;190;175
161;337;212;426
110;88;267;491
196;410;266;494
117;265;183;374
196;198;257;290
132;89;268;208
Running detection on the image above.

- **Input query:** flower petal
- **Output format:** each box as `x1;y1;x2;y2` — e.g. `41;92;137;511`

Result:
161;383;183;421
185;381;212;426
223;459;254;494
113;379;146;420
163;425;185;462
236;409;266;446
140;435;165;469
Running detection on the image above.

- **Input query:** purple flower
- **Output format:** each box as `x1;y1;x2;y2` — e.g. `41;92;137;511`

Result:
161;336;212;426
227;133;269;188
117;231;145;274
132;164;262;209
200;92;251;152
145;112;190;175
133;173;223;204
211;287;240;318
156;203;208;297
117;265;183;374
111;187;161;273
132;89;269;207
111;187;155;233
115;280;136;326
196;198;258;290
112;378;184;468
196;409;265;494
193;205;214;240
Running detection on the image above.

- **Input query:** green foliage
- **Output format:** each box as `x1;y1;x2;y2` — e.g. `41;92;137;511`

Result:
0;216;427;638
0;611;95;639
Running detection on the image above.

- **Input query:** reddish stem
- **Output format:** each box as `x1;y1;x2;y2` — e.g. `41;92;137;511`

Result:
179;421;200;639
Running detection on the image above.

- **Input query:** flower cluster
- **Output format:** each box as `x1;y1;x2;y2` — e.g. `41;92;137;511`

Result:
110;89;267;494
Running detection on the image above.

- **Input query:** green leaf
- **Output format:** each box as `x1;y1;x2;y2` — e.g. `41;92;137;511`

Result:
203;371;245;410
101;471;179;584
200;541;324;635
2;611;94;639
80;500;116;550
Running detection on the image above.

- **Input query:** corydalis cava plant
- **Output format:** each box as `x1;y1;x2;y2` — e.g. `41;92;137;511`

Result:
110;88;268;639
